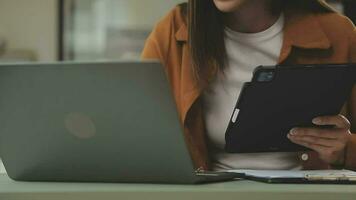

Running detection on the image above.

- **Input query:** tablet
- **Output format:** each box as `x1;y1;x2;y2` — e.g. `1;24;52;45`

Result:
225;64;356;153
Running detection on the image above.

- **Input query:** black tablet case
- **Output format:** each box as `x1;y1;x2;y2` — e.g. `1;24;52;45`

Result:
225;64;356;153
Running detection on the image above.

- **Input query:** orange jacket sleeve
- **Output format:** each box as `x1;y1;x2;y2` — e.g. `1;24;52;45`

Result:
141;9;176;65
141;35;161;60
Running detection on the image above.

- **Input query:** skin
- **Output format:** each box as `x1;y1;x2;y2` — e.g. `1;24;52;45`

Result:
214;0;278;33
213;0;352;165
288;115;351;165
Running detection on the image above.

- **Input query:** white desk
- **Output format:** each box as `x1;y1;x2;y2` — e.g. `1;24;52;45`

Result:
1;174;356;200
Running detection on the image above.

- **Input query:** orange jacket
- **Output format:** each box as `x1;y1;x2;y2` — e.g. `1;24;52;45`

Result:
142;6;356;170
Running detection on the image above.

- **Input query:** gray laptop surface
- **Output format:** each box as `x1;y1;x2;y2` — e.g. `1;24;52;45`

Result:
0;61;235;184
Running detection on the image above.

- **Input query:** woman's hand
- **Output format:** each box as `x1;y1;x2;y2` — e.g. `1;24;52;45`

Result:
288;115;352;165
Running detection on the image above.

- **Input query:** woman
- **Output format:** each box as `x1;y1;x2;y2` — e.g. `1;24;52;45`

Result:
142;0;356;171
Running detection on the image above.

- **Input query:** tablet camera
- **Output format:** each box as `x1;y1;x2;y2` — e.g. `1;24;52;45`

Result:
257;71;275;82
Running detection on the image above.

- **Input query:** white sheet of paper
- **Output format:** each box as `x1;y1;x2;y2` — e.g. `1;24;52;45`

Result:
227;169;356;179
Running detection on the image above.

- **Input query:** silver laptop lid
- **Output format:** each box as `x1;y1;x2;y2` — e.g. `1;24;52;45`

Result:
0;61;198;183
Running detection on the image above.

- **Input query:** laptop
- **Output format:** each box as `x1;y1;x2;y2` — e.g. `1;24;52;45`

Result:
0;61;236;184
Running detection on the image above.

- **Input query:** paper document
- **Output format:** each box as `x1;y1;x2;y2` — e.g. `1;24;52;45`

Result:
227;169;356;181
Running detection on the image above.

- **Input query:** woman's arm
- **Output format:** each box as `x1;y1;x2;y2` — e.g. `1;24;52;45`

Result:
345;22;356;169
288;19;356;169
350;18;356;132
350;87;356;133
141;7;177;63
346;90;356;169
141;35;161;60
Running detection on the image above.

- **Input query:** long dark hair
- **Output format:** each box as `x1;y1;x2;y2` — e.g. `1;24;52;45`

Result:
182;0;334;85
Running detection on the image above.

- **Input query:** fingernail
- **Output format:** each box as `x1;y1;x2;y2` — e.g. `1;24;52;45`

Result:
290;128;297;135
313;118;321;124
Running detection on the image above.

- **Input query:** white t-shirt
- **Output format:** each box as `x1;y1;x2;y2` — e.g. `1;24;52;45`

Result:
203;14;302;171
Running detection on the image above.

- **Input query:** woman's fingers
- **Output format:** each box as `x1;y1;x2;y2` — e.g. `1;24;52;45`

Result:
287;114;352;164
288;134;344;148
288;136;344;164
312;114;351;129
287;137;330;154
289;127;351;143
290;127;340;139
290;134;345;164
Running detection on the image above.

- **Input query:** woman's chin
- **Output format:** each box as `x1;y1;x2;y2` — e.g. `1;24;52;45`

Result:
213;0;247;13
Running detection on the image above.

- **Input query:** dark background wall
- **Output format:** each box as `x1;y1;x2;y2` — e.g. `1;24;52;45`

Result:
343;0;356;24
